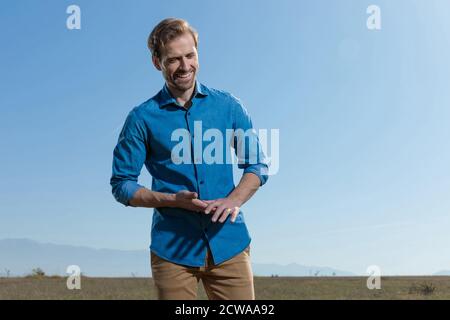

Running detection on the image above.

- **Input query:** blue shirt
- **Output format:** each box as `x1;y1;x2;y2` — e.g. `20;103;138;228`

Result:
110;81;269;267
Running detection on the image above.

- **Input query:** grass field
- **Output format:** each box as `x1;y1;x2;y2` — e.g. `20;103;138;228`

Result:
1;276;450;300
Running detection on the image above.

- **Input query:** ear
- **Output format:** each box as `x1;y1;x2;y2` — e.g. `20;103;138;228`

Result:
152;55;162;71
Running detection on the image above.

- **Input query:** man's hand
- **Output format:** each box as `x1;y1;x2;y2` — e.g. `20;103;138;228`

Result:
174;190;209;212
201;173;261;223
204;197;242;223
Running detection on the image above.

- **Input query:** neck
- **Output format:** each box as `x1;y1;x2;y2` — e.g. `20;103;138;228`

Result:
166;82;196;109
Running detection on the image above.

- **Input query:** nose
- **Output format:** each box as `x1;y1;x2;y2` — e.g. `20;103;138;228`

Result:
179;57;189;71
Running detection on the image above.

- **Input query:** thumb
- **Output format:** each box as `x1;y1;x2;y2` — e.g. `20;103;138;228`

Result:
182;191;198;199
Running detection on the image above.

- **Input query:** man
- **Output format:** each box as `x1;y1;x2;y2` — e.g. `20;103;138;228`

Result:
110;18;268;300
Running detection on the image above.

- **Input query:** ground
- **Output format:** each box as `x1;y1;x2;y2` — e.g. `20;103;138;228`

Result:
1;276;450;300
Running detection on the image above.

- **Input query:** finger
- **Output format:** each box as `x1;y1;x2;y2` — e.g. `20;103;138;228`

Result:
219;207;233;223
192;198;208;209
178;190;197;199
186;191;198;199
205;201;221;214
212;204;228;222
202;200;217;211
230;207;240;223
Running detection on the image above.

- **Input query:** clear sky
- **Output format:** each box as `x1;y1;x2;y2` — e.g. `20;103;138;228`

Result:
1;0;450;275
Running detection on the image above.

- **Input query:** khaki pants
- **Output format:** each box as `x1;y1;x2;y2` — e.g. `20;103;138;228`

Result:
150;246;255;300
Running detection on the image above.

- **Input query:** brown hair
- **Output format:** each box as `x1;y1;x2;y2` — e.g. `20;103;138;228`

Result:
148;18;199;59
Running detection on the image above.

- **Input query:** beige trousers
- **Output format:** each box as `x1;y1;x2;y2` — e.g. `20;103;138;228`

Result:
151;245;255;300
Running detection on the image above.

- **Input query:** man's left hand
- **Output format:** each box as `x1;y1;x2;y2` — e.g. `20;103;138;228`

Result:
203;198;242;223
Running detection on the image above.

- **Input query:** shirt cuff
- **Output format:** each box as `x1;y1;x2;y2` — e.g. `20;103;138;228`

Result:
243;164;269;186
113;180;144;207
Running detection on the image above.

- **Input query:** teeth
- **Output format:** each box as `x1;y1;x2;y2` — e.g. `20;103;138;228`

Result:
177;72;192;78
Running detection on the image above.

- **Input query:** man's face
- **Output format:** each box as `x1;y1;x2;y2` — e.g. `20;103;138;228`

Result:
153;33;199;93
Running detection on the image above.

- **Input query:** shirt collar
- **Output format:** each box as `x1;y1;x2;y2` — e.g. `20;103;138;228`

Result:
158;80;208;108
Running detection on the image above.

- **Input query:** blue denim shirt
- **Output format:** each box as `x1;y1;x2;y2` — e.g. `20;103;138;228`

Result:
110;81;269;267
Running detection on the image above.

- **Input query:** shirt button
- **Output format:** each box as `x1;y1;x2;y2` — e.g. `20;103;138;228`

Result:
200;181;204;185
188;112;191;116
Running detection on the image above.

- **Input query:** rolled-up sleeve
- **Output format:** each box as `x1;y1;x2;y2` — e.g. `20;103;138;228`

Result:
230;95;269;186
110;109;148;206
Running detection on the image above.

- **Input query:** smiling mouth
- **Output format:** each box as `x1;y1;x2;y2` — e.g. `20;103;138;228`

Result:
175;71;194;80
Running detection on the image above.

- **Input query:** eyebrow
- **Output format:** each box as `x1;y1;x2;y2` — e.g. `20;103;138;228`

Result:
167;52;196;59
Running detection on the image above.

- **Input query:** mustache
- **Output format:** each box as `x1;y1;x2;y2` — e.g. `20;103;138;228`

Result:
174;70;195;76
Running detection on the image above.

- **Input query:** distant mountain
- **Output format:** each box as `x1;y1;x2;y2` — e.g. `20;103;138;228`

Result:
0;238;149;277
0;238;354;277
252;262;354;277
433;270;450;276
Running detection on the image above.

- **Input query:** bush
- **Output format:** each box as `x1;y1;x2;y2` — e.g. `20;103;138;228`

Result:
30;267;46;277
408;282;436;296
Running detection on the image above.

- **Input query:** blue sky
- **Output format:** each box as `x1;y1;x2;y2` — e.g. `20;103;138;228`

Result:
1;0;450;275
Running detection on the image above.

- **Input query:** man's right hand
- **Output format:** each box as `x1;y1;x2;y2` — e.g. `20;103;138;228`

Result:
173;190;208;212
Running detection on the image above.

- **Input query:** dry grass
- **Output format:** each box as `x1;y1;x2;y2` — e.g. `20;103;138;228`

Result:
1;276;450;300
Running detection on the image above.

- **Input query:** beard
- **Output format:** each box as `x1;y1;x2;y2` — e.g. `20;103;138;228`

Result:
169;69;196;92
